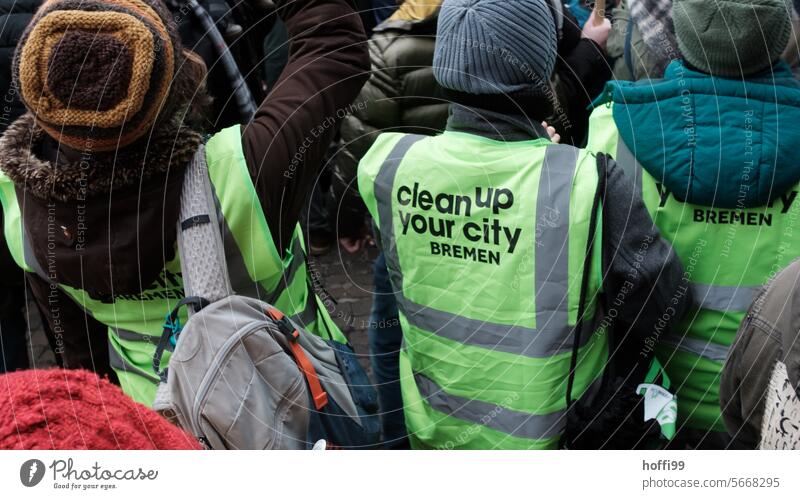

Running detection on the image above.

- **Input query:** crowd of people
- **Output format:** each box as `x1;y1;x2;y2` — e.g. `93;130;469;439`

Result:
0;0;799;450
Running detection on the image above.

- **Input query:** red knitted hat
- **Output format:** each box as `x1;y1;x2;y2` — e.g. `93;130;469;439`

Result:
0;369;201;450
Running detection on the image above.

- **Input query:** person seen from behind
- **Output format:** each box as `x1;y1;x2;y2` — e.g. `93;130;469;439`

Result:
586;0;800;448
356;0;689;450
0;0;369;405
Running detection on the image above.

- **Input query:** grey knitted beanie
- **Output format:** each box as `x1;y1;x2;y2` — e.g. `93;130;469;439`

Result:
673;0;792;77
433;0;558;95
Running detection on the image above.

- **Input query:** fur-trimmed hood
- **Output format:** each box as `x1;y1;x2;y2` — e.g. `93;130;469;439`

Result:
0;113;201;202
0;113;201;300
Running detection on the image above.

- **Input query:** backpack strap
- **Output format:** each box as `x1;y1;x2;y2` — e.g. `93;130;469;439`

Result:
154;148;231;380
265;307;329;411
176;145;233;304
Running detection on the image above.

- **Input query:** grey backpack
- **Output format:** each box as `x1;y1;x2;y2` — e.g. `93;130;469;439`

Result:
152;146;379;449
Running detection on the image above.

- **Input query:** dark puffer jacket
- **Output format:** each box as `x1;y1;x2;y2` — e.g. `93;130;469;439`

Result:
331;0;448;239
331;2;612;239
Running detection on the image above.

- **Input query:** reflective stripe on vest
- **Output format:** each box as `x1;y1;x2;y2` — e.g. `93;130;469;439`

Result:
416;372;560;440
0;127;345;405
596;103;800;432
115;328;161;345
108;342;159;381
615;137;764;315
414;369;604;442
369;133;606;447
375;137;592;358
691;283;761;313
660;334;730;363
658;284;760;363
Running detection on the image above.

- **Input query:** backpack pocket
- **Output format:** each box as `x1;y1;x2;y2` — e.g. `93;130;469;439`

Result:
194;323;310;449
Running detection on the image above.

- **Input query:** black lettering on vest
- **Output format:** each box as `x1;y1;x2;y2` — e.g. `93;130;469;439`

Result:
164;269;182;288
429;217;449;237
464;222;481;242
446;219;456;238
418;190;433;210
411;214;427;233
490;218;502;245
397;185;412;205
781;191;798;214
399;210;412;235
694;209;773;226
657;183;670;208
493;188;513;214
475;187;492;210
152;274;168;290
435;193;453;213
504;227;522;254
456;195;472;217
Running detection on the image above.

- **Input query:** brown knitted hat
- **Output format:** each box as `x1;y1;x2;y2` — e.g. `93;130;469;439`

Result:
14;0;180;151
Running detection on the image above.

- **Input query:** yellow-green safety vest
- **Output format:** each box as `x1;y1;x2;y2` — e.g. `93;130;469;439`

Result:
358;131;609;449
0;125;347;405
587;104;800;432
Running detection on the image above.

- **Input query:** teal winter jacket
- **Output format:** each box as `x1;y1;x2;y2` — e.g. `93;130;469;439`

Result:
593;60;800;209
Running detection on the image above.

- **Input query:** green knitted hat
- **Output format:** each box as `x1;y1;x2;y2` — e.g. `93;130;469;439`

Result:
673;0;792;77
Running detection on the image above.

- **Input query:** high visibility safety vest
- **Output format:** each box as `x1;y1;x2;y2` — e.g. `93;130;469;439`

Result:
358;131;609;449
587;104;800;432
0;125;346;405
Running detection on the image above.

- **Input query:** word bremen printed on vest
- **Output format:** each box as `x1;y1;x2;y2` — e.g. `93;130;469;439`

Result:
396;182;522;266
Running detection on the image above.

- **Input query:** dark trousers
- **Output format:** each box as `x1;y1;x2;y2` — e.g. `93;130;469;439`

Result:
368;252;409;449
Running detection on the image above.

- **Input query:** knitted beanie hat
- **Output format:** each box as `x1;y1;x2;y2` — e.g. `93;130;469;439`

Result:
14;0;180;151
0;369;201;450
433;0;557;96
673;0;792;77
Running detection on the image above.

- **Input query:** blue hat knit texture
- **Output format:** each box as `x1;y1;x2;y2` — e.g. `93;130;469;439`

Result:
433;0;558;95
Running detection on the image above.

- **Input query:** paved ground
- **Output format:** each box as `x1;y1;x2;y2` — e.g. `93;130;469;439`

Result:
310;244;379;374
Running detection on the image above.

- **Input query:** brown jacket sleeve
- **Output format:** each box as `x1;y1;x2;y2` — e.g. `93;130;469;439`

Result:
241;0;370;254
